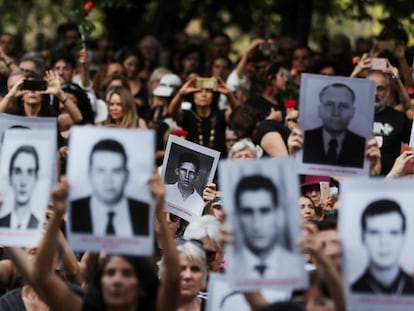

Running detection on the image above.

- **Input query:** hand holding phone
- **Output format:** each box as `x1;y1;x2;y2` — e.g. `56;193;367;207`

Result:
22;79;47;91
196;77;217;89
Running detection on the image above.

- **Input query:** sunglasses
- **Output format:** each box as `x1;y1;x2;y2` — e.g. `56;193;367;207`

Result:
175;237;217;262
286;118;298;123
176;237;204;250
168;213;180;223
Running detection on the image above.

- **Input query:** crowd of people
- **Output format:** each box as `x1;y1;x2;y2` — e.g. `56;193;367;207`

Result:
0;20;413;311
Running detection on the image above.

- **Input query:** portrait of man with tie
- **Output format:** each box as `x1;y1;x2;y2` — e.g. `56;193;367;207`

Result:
0;145;41;230
233;174;301;280
302;82;366;168
351;199;414;295
70;138;150;237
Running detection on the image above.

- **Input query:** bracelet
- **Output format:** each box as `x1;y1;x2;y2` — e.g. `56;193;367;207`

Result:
391;72;400;80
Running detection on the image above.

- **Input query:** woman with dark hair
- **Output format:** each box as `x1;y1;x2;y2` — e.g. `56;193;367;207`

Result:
32;173;180;311
115;47;149;119
300;195;320;222
61;82;95;124
244;61;289;122
229;104;289;157
0;71;81;122
168;77;239;156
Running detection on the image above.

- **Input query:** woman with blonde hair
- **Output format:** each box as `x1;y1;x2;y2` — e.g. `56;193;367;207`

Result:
159;239;208;311
105;86;146;128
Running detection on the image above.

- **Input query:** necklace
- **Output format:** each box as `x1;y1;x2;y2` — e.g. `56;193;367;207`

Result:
197;115;215;148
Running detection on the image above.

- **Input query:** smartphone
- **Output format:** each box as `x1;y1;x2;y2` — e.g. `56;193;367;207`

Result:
371;58;387;71
196;77;217;89
319;181;330;204
377;40;395;51
22;79;47;91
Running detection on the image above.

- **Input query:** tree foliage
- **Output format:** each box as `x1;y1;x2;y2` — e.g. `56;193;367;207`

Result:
0;0;412;51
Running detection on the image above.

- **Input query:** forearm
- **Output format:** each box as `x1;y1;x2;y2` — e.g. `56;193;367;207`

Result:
314;252;345;311
57;230;81;284
167;92;184;124
4;248;32;284
235;53;248;79
57;92;83;123
395;77;411;111
398;57;414;87
225;91;239;110
0;94;14;112
156;202;180;311
34;210;63;282
79;63;91;89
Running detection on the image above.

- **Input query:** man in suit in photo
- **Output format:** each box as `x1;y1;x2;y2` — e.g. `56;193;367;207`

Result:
303;83;366;168
351;199;414;294
234;175;301;280
70;139;149;237
0;145;41;230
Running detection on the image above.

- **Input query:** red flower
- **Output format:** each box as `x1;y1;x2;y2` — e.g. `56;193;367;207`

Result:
284;99;297;109
172;129;188;138
84;1;94;11
352;56;360;65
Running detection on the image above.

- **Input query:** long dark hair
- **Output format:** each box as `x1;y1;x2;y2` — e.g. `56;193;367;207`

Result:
85;255;159;311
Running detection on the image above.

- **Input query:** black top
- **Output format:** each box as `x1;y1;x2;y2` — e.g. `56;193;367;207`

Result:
255;119;290;157
374;107;411;175
180;109;227;157
351;268;414;295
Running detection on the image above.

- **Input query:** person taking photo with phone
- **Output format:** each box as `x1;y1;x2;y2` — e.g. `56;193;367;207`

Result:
168;76;239;157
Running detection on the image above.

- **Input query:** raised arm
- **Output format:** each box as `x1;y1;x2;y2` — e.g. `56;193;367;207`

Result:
0;78;24;113
33;178;83;311
0;46;19;72
149;173;180;311
168;78;199;124
299;224;345;311
45;70;83;123
349;53;371;78
235;38;265;80
57;228;81;284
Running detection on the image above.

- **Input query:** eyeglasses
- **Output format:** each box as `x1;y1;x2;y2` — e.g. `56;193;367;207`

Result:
175;237;204;250
168;213;180;223
286;118;298;123
175;237;217;262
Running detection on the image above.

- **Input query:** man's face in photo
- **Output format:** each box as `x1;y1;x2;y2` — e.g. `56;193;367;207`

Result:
238;189;282;254
363;212;405;270
318;86;355;136
10;152;38;205
89;151;128;205
176;162;197;190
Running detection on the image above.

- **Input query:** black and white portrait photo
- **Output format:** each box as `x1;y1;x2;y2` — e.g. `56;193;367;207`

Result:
341;178;414;311
67;126;155;255
220;157;306;291
162;135;220;222
206;273;291;311
0;113;58;184
297;74;375;177
0;129;54;247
